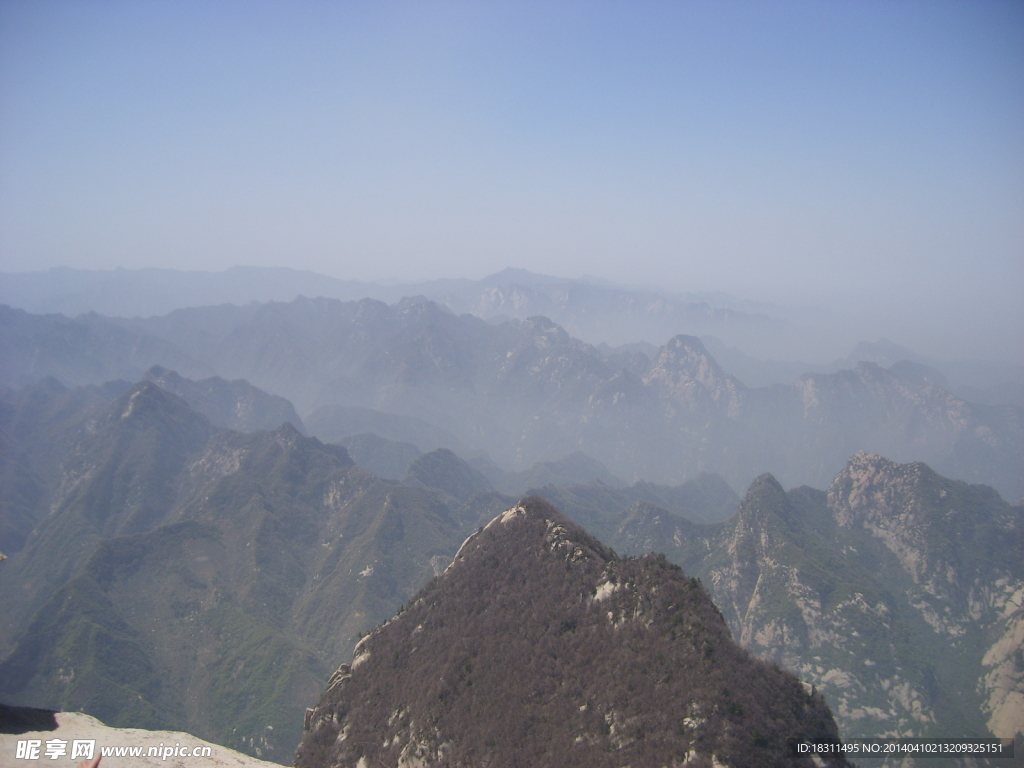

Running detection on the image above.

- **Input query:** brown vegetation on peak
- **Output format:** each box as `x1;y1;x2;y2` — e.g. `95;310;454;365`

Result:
296;498;850;768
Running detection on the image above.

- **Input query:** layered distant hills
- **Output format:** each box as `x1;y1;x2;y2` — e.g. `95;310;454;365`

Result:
1;371;1020;764
5;265;1022;397
2;295;1021;501
2;281;1022;764
0;266;778;353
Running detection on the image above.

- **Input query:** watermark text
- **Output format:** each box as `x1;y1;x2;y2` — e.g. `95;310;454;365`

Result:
15;739;213;761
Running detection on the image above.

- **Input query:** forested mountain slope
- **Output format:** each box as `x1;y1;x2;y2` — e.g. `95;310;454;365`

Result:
296;498;851;768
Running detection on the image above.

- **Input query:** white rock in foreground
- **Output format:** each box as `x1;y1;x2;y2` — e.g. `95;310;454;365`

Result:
0;712;286;768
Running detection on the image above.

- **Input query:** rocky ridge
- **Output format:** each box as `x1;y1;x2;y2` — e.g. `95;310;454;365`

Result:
3;364;1021;763
0;381;471;761
600;453;1024;755
296;498;850;768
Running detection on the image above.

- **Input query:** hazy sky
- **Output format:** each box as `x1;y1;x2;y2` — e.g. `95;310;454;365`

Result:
1;1;1022;356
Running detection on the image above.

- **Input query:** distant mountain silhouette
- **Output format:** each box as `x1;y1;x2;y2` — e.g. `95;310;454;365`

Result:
493;451;625;496
7;297;1019;499
403;448;495;503
337;432;423;480
0;266;778;351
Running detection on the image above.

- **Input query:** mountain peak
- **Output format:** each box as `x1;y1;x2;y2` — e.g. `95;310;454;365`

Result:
643;335;744;415
446;496;612;574
665;333;710;354
403;447;494;502
726;473;799;565
827;452;931;527
271;419;304;443
106;380;203;428
740;473;791;515
145;363;175;380
297;499;850;768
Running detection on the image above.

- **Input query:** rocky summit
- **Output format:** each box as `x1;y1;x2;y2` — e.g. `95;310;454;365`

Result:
296;498;850;768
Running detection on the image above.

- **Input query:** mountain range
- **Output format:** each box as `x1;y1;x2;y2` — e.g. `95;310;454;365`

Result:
0;381;463;759
2;276;1022;765
3;295;1021;501
1;370;1021;764
4;266;1021;396
553;456;1024;746
0;266;779;353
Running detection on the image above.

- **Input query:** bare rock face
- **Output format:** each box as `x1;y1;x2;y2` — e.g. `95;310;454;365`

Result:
295;498;850;768
643;335;745;418
624;454;1023;745
827;452;1024;739
982;604;1024;738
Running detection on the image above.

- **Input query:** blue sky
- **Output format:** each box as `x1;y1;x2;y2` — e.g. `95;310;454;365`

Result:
1;1;1021;358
